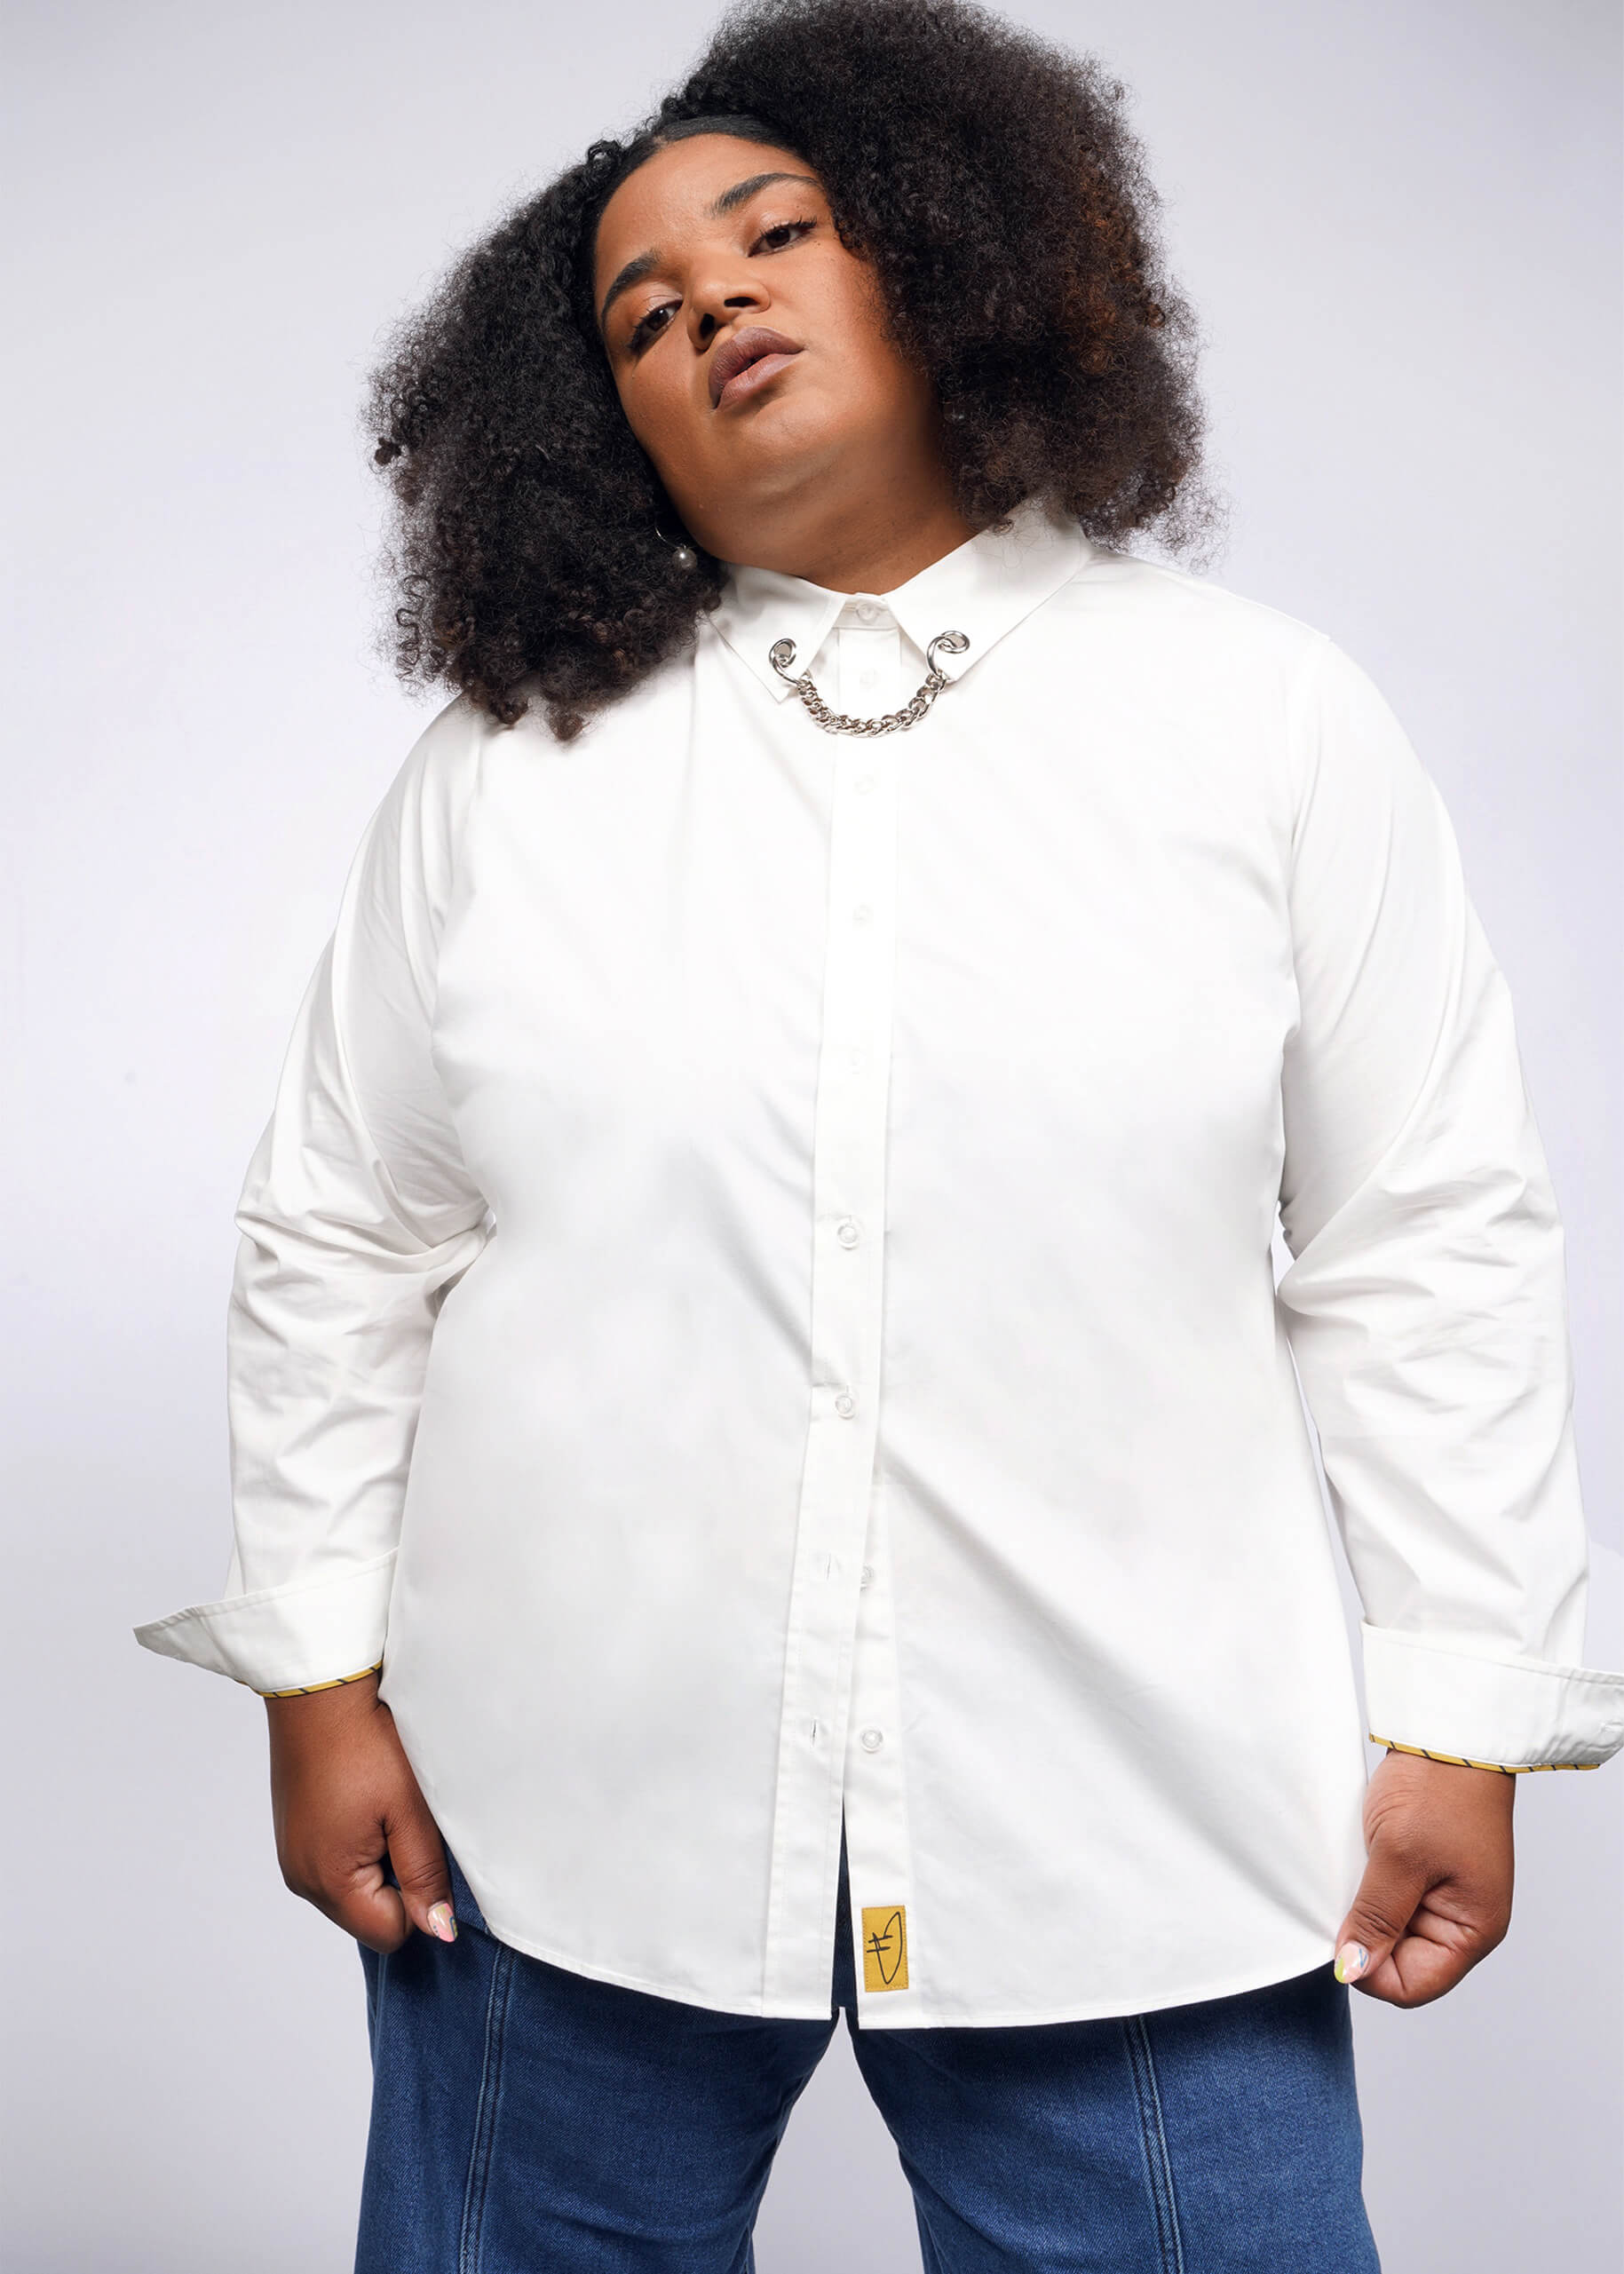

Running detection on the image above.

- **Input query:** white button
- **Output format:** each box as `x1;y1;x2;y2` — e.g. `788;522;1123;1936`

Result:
854;774;876;794
852;903;873;924
834;1389;857;1418
856;600;881;624
860;669;879;689
860;1564;874;1589
836;1217;860;1247
860;1727;884;1751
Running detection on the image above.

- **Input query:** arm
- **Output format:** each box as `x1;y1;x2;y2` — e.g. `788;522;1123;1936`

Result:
134;697;490;1948
1272;635;1624;2005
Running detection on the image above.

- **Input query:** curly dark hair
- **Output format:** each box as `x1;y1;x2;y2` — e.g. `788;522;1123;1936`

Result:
365;0;1217;739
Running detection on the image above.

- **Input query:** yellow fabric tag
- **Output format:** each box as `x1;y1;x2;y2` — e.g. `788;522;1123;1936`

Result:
860;1904;909;1992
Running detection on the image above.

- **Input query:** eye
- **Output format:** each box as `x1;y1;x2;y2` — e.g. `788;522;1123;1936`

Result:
627;300;679;355
622;218;818;357
753;216;816;253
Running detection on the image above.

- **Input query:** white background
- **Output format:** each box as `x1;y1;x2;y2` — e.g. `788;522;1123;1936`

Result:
4;2;1620;2265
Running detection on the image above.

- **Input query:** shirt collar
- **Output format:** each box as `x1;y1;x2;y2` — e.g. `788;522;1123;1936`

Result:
709;495;1093;703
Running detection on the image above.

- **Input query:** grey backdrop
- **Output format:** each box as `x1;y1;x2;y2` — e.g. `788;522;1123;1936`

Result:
4;2;1620;2266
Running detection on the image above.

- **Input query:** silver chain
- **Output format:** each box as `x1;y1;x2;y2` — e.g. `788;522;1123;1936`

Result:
769;630;971;735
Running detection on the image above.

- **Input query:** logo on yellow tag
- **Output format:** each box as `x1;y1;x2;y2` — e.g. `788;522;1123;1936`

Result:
860;1904;909;1992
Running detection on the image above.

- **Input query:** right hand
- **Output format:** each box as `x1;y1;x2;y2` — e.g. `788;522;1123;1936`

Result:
265;1672;456;1954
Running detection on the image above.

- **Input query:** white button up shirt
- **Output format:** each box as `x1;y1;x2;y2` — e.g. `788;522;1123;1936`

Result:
135;496;1624;2028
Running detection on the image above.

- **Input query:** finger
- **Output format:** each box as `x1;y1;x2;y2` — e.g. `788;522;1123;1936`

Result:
335;1850;414;1955
276;1793;423;1954
384;1788;456;1945
1333;1838;1434;1998
1359;1906;1481;2009
280;1841;411;1956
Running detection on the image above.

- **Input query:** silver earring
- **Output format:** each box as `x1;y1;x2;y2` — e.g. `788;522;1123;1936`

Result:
655;521;698;571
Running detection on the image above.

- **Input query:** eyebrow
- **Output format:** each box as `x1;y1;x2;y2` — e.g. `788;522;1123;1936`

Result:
598;172;823;335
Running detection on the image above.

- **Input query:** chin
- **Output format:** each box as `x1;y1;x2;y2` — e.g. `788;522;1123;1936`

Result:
710;396;860;487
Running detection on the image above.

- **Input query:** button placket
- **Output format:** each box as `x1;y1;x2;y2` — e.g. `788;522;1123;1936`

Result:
833;610;903;724
760;676;901;2012
842;1473;918;2017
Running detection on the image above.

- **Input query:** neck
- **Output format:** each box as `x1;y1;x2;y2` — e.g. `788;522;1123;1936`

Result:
758;494;978;595
708;443;978;595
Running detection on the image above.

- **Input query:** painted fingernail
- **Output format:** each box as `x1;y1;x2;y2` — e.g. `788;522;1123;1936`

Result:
1334;1941;1368;1983
427;1901;457;1944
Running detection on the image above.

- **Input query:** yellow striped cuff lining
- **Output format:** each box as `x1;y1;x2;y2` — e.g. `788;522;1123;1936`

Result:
1370;1731;1597;1773
257;1660;384;1700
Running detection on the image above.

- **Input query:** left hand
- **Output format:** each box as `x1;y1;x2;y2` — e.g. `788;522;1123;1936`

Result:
1332;1747;1515;2007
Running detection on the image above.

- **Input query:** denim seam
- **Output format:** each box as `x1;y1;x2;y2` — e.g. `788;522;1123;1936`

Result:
458;1945;516;2274
364;1945;388;2068
1124;2013;1185;2274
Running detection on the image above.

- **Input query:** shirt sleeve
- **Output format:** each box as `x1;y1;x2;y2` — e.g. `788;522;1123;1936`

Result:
132;699;494;1695
1273;635;1624;1771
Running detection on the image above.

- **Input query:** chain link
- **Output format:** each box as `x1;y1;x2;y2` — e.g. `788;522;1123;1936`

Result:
769;630;970;735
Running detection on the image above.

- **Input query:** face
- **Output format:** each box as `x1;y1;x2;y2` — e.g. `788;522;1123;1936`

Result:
592;133;948;568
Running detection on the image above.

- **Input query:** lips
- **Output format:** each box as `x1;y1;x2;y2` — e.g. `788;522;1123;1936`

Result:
709;326;803;410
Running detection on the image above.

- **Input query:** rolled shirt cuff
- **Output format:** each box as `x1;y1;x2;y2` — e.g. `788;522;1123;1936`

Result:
132;1549;397;1697
1361;1620;1624;1771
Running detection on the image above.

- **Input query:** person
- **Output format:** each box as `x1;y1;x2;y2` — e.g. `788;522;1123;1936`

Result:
133;1;1624;2266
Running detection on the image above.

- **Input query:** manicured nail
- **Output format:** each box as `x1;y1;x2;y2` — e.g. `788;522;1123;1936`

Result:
427;1901;457;1944
1334;1941;1368;1983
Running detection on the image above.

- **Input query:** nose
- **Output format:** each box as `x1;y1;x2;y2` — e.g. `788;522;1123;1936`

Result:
687;262;769;353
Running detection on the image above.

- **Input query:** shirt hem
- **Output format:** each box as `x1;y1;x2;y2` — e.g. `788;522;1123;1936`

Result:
469;1899;837;2020
464;1898;1338;2029
852;1936;1343;2031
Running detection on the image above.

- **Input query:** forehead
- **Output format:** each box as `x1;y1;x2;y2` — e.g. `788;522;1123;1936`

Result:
592;134;816;282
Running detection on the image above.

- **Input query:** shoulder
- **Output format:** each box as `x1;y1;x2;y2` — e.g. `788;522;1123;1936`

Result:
1050;544;1336;695
397;690;488;798
1050;546;1425;759
1047;548;1436;847
358;695;491;906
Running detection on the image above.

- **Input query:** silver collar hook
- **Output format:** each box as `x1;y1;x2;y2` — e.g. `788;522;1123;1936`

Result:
768;629;970;736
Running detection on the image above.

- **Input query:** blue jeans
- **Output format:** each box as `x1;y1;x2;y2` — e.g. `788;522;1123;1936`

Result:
357;1826;1379;2271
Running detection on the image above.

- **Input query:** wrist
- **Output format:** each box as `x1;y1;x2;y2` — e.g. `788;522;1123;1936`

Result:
257;1660;383;1702
1369;1746;1516;1840
265;1669;383;1746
